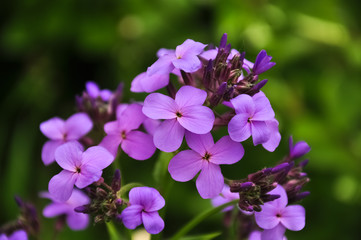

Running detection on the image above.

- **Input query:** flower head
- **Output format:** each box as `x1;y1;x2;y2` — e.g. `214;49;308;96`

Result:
48;141;114;202
41;189;90;230
143;86;215;152
121;187;165;234
168;132;244;198
0;230;28;240
211;185;240;212
40;113;93;165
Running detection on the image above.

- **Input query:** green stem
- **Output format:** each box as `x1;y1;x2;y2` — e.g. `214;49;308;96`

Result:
106;221;124;240
169;199;238;240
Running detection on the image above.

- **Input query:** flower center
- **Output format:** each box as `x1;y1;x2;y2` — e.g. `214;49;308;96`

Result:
75;166;81;174
202;152;212;161
176;111;183;118
121;130;127;139
276;213;281;218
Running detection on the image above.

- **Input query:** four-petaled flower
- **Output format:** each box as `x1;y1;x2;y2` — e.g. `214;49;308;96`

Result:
48;141;113;202
121;187;165;234
254;185;305;240
168;132;244;198
99;103;156;160
41;189;90;230
143;86;215;152
40;113;93;165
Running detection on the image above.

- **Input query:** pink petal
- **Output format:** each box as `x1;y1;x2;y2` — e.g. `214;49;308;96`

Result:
228;114;251;142
48;170;77;202
268;185;289;209
200;49;218;60
184;132;214;155
251;121;271;146
261;224;286;240
129;187;165;212
81;146;114;171
147;55;175;76
43;203;70;217
175;39;206;58
121;205;143;229
65;113;93;140
262;119;281;152
254;204;280;229
67;212;89;230
178;105;214;134
8;230;28;240
100;89;112;101
252;91;275;121
104;121;121;135
143;93;177;120
157;48;175;57
142;211;164;234
116;104;129;119
40;117;65;140
118;103;146;132
174;86;207;108
230;94;255;115
122;131;156;160
85;81;100;98
172;55;202;73
281;205;305;231
143;118;161;135
140;73;169;93
41;140;64;165
75;171;102;189
196;162;224;199
54;141;84;171
99;135;122;157
153;119;184;152
209;136;244;165
131;72;146;92
168;150;203;182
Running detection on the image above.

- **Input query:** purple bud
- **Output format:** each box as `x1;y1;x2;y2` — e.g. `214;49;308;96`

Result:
294;191;310;201
262;194;280;202
14;196;24;207
299;159;309;168
248;79;268;95
219;33;228;49
111;169;121;193
299;172;308;178
252;50;276;75
271;163;289;174
74;205;89;213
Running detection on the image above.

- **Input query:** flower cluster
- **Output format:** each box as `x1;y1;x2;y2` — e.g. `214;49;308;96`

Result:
0;34;310;240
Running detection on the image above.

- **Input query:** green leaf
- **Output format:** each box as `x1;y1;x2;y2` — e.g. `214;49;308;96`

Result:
119;182;143;198
106;222;124;240
179;232;222;240
153;151;173;186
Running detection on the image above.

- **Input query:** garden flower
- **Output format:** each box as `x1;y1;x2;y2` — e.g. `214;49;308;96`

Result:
254;185;305;240
228;91;280;150
0;230;27;240
249;231;287;240
41;189;90;230
48;141;113;202
120;187;165;234
168;132;244;199
40;113;93;165
211;185;239;212
131;72;170;93
252;50;276;75
99;103;156;160
143;86;215;152
288;136;311;159
85;81;112;101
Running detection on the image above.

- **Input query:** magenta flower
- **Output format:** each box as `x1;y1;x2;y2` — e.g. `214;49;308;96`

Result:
41;189;90;230
147;39;206;76
143;86;215;152
99;103;156;160
254;185;305;240
40;113;93;165
252;50;276;75
0;230;27;240
228;91;280;151
168;132;244;199
48;141;114;202
121;187;165;234
85;81;112;101
288;136;311;159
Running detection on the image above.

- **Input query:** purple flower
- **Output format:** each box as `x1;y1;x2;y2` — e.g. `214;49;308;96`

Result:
248;231;287;240
121;187;165;234
147;39;206;76
228;91;280;151
99;103;156;160
252;50;276;75
40;113;93;165
0;230;27;240
143;86;215;152
48;141;114;202
131;72;170;93
41;189;90;230
288;136;311;159
85;81;112;101
211;185;239;212
168;132;244;199
254;185;305;240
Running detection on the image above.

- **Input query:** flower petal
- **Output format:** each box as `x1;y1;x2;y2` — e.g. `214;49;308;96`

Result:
140;72;169;93
209;136;244;165
290;141;311;159
252;92;275;121
185;131;214;155
117;103;146;132
122;131;156;160
230;94;255;115
129;187;165;212
153;119;184;152
65;113;93;140
40;117;65;140
85;81;100;98
75;171;102;189
178;105;214;134
81;146;114;171
8;230;28;240
142;211;164;234
175;39;206;58
228;114;251;142
67;212;89;230
254;204;280;229
131;72;146;92
43;203;70;217
261;224;286;240
48;170;77;202
143;119;161;135
168;150;203;182
121;205;143;229
281;205;305;231
54;141;84;171
268;185;288;209
41;140;64;166
196;162;224;199
99;135;122;157
262;119;281;152
174;86;207;108
251;120;271;146
147;55;175;76
172;55;202;73
143;93;177;120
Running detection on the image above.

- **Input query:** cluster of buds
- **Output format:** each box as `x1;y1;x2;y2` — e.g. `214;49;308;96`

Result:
75;170;125;224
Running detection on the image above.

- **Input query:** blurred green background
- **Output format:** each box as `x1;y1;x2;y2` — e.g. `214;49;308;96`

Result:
1;0;361;239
